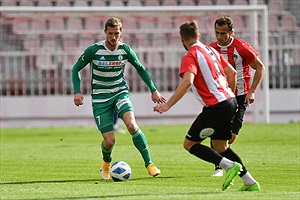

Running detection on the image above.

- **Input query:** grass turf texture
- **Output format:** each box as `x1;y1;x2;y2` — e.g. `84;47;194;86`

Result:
1;123;299;200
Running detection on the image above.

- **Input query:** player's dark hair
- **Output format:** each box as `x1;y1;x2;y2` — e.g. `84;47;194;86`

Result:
105;17;122;30
180;20;199;40
214;16;234;31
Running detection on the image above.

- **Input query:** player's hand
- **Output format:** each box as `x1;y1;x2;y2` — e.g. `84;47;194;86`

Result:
245;92;255;105
153;103;170;114
151;91;166;104
74;93;84;106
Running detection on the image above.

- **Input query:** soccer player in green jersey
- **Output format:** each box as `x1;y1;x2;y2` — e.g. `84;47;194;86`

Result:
72;17;166;180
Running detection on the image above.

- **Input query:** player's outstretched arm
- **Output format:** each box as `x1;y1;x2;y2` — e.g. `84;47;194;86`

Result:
154;72;194;114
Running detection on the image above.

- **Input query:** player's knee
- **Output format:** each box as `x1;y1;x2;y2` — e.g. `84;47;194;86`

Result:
211;141;227;153
103;138;115;149
228;134;238;144
183;139;195;151
126;122;138;133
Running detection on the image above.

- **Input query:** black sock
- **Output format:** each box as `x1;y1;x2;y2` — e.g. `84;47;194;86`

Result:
210;140;221;169
220;148;247;176
189;144;223;166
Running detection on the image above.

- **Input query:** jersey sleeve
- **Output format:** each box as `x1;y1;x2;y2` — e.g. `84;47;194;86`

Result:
126;46;157;93
239;42;258;65
179;53;198;78
72;46;93;94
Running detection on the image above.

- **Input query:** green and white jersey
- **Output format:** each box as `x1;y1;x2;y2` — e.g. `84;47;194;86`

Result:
72;40;157;102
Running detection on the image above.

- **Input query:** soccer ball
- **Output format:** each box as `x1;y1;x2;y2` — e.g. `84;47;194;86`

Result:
110;161;132;182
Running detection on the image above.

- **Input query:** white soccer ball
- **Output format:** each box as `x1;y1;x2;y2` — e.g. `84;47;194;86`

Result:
110;161;132;182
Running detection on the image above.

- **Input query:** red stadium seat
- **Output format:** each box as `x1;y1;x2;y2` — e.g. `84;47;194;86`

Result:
1;0;16;6
233;0;248;5
256;0;266;5
12;19;31;34
19;0;34;6
67;17;83;31
74;0;89;6
179;0;195;6
24;37;41;51
231;15;247;32
63;38;78;50
56;0;70;6
127;0;143;6
109;0;124;6
157;15;174;30
162;0;178;6
291;49;300;65
38;0;52;6
138;17;157;30
268;0;284;11
122;17;139;30
91;0;107;6
78;36;95;48
144;0;160;6
267;14;279;32
85;17;105;32
198;0;212;5
280;14;298;32
48;18;66;32
215;0;230;5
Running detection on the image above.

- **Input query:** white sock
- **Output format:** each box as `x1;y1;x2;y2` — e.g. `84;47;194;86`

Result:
218;157;234;170
241;172;256;186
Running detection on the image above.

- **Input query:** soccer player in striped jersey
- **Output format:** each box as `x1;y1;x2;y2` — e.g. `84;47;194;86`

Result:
154;20;260;191
209;16;265;177
72;17;166;180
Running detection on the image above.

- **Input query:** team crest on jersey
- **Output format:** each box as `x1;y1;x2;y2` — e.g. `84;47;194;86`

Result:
118;55;123;61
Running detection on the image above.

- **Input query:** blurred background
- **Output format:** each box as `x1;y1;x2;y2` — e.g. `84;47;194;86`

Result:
0;0;299;128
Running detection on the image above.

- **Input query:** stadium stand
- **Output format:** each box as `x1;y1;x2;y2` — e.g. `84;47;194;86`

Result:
215;0;231;5
144;0;160;6
0;0;299;97
280;13;299;32
127;0;143;6
161;0;178;6
268;0;284;11
73;0;89;6
109;0;125;6
198;0;213;5
179;0;196;6
233;0;248;5
90;0;107;6
38;0;53;6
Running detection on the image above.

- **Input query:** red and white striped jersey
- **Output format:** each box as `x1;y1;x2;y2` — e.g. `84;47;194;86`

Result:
179;42;235;107
210;37;258;96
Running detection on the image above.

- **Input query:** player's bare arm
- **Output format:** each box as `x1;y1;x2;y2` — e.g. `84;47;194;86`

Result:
154;72;194;114
73;93;84;106
223;63;237;92
151;91;166;104
246;58;265;104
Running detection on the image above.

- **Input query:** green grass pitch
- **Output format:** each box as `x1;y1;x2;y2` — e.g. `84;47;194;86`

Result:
1;123;299;199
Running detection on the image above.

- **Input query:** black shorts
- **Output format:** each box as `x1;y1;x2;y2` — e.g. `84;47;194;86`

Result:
231;94;248;135
185;97;237;142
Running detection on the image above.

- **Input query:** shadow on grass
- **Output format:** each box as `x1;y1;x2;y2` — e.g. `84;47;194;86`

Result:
0;175;181;185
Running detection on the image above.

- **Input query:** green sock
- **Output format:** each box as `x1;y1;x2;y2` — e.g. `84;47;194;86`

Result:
132;129;153;168
101;141;113;162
